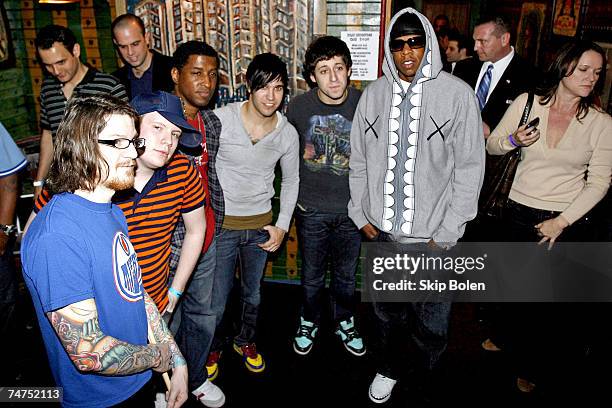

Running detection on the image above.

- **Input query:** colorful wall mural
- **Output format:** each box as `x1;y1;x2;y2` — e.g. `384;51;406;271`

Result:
123;0;314;105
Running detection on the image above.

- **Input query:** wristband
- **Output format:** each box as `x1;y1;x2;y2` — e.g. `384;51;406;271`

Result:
33;180;45;187
168;287;183;298
508;134;520;148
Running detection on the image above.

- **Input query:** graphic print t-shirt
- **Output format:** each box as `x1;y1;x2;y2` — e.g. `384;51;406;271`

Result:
286;87;361;213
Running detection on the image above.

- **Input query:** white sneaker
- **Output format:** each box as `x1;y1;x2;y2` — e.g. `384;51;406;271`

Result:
193;379;226;407
368;373;397;403
154;392;168;408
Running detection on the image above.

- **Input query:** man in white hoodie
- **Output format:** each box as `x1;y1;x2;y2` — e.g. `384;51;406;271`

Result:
348;8;485;404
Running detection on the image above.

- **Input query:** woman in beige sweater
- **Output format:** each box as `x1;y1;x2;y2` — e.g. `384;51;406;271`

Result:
487;41;611;244
486;40;612;393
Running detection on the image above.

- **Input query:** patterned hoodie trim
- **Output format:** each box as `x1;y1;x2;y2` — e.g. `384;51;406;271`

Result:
382;47;433;235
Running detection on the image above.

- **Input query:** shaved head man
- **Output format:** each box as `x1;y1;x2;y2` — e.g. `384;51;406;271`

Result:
111;13;174;100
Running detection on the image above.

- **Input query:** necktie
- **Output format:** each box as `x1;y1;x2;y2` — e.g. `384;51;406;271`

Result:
476;64;493;111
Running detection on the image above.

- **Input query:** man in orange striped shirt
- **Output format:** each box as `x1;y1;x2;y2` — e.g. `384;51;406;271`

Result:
120;91;205;314
123;92;225;407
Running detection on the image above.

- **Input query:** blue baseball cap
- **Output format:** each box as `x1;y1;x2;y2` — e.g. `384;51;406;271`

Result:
130;91;202;148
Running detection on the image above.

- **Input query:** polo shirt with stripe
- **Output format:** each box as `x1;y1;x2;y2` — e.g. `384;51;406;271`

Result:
40;67;128;137
114;154;204;311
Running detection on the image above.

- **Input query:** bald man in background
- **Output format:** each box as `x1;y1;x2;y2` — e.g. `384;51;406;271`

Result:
111;13;174;100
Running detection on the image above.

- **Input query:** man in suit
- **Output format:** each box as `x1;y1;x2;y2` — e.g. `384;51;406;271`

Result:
111;13;174;100
456;16;535;138
445;29;479;76
458;17;537;353
457;16;536;242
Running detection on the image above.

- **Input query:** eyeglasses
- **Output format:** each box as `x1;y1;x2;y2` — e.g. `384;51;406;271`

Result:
389;36;426;52
98;138;146;150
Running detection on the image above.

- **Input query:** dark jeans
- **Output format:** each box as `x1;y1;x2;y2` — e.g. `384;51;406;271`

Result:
505;199;596;243
370;233;451;377
501;200;602;383
169;239;217;390
211;228;269;349
296;206;361;324
462;212;507;242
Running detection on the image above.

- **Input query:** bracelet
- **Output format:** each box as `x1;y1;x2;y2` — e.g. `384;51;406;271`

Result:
33;179;45;187
168;287;183;298
508;134;520;148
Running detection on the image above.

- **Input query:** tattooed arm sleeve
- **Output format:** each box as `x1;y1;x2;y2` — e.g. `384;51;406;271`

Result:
47;298;170;375
143;292;186;368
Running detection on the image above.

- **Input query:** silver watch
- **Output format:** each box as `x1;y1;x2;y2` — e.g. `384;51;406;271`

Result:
0;224;16;236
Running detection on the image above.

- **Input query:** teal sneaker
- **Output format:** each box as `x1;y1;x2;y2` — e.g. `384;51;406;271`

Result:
293;317;318;355
335;316;366;356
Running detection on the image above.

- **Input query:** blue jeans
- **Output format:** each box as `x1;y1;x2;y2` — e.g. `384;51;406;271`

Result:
169;239;217;390
295;205;361;324
211;228;269;349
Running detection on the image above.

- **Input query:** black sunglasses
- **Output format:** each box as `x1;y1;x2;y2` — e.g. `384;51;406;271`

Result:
389;36;426;52
98;137;146;150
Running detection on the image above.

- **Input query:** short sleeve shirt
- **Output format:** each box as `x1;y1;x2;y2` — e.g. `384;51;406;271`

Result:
39;67;128;137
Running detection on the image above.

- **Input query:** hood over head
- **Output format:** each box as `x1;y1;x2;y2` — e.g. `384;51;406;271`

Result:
382;8;443;91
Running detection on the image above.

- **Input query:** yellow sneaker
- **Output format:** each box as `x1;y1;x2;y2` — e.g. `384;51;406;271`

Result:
205;350;221;381
233;342;265;373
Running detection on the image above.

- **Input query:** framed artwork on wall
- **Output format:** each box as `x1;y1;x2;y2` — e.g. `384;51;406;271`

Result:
552;0;582;37
114;1;316;103
516;3;547;67
0;2;15;69
115;0;127;15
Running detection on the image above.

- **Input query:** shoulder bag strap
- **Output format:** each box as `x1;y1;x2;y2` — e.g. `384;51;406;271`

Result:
519;91;535;127
513;91;535;158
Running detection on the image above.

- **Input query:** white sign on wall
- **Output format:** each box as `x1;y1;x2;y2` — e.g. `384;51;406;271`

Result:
341;31;380;81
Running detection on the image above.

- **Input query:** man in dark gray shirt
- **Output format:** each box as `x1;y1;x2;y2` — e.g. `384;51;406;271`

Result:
286;36;365;358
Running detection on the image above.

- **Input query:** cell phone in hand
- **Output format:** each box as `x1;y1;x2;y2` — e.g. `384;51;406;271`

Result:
526;117;540;129
526;117;540;136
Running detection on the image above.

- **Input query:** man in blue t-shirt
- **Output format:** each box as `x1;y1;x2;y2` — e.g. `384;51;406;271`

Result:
21;95;188;408
286;36;365;357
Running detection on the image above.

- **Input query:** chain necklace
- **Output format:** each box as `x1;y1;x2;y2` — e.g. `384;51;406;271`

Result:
179;96;204;133
179;96;197;121
180;96;207;167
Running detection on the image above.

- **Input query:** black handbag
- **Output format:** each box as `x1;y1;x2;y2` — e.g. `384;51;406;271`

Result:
479;92;535;219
